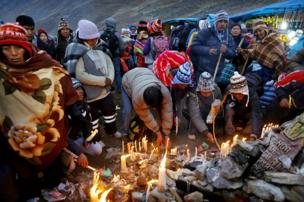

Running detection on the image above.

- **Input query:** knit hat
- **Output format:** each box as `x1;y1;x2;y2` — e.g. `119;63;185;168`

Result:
172;61;192;85
78;19;100;40
128;24;137;31
253;19;268;34
0;23;33;56
215;10;229;23
105;17;117;29
196;72;215;92
229;71;248;95
58;18;71;31
147;19;162;34
137;20;148;33
37;28;47;37
16;15;35;27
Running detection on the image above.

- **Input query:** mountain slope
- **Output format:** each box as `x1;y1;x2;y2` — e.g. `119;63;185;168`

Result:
0;0;283;35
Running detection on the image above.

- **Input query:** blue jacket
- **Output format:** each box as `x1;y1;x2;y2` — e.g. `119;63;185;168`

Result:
190;26;236;82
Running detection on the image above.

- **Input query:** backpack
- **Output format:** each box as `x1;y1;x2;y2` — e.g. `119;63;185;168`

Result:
100;30;119;57
169;23;197;51
152;35;169;59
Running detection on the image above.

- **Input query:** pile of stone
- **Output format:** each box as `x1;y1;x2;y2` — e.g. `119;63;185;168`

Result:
169;113;304;202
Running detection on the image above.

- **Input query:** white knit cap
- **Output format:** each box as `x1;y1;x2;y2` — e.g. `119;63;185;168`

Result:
78;19;100;40
229;71;248;95
196;72;215;92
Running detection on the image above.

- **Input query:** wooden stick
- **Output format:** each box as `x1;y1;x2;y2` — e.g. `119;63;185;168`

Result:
240;57;249;75
63;148;97;172
213;53;223;81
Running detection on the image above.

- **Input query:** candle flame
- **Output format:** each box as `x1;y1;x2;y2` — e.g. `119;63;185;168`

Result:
99;188;112;202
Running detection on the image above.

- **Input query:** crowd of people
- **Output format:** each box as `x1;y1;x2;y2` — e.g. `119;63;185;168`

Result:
0;10;303;200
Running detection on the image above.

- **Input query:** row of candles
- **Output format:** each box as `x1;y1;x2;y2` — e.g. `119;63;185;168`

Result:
260;123;279;139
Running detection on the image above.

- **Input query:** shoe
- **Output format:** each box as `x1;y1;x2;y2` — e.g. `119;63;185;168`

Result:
188;134;196;140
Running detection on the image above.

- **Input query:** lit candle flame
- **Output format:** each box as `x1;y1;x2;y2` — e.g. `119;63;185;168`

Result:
99;188;112;202
157;151;167;192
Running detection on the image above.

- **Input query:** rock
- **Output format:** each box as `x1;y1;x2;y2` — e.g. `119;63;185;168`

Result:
184;191;203;202
281;186;304;202
219;157;246;179
182;168;196;176
206;167;242;189
166;169;182;181
212;176;243;189
195;161;211;181
264;172;304;185
132;192;144;202
183;175;197;183
192;180;208;187
243;179;285;201
292;186;304;197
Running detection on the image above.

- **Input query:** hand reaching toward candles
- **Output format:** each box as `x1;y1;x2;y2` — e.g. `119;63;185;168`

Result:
156;132;163;146
77;153;89;168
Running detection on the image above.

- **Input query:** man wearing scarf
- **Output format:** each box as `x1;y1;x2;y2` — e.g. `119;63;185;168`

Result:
239;20;286;81
0;23;88;201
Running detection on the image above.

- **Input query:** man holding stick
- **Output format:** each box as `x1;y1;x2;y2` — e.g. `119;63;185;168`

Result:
190;10;236;87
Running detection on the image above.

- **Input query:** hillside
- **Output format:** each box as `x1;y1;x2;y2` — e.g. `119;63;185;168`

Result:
0;0;283;35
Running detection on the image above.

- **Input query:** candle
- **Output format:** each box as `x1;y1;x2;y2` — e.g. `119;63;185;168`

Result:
130;146;135;161
121;154;130;173
90;172;101;202
157;152;167;192
139;141;142;152
127;142;132;154
142;136;148;153
134;141;137;152
195;147;198;157
122;140;124;155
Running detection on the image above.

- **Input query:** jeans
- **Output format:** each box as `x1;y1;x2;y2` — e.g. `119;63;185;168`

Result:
113;57;122;91
121;86;133;133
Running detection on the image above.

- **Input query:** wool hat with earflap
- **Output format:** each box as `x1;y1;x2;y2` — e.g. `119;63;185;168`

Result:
215;10;229;23
0;23;33;57
196;72;215;92
58;18;72;31
172;61;193;85
230;71;249;106
78;19;100;40
147;19;162;34
252;19;268;34
229;71;248;95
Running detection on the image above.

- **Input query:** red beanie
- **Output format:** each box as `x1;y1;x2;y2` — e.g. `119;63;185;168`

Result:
38;28;48;37
0;23;33;56
147;19;162;34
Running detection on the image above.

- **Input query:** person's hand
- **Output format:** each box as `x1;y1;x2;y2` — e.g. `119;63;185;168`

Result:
203;131;215;144
105;77;112;86
279;98;289;108
209;48;217;55
77;153;88;168
220;44;227;54
156;132;163;147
